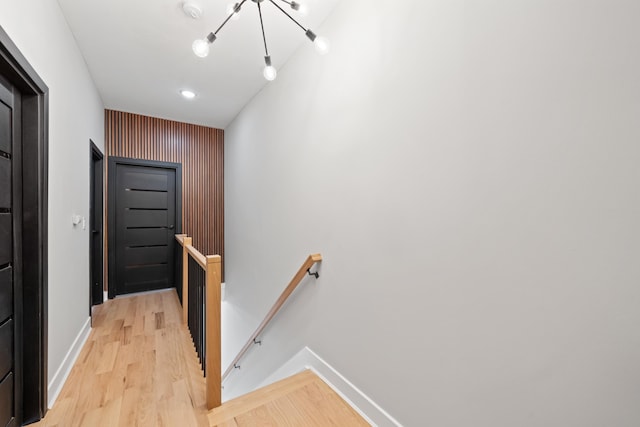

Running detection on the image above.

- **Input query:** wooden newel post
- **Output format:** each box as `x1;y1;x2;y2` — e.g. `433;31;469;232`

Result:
182;236;193;325
205;254;222;410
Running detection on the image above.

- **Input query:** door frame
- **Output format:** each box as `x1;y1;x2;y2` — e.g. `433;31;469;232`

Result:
107;157;182;299
0;26;49;422
89;141;104;311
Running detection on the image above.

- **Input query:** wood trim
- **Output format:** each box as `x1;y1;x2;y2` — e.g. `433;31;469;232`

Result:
175;234;186;246
186;244;207;270
181;236;192;325
222;254;323;380
205;255;222;410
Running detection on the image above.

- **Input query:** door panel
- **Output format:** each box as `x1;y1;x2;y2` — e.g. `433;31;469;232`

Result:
124;209;168;228
121;171;167;191
0;267;12;324
1;25;49;423
0;101;9;154
90;143;104;307
0;319;12;379
110;160;180;296
124;228;168;247
124;246;168;266
122;190;167;209
0;214;10;265
0;372;13;427
0;72;15;426
0;157;9;208
124;265;169;285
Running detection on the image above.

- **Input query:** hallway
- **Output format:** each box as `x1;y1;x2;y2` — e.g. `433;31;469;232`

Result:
34;290;209;427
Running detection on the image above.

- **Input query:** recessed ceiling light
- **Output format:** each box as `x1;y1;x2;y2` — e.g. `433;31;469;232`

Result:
180;90;196;99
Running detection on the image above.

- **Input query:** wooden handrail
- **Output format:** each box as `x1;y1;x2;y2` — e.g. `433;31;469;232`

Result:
222;253;322;381
186;244;207;270
175;234;187;246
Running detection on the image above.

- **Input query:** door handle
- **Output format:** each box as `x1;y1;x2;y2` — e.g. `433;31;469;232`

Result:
168;225;175;230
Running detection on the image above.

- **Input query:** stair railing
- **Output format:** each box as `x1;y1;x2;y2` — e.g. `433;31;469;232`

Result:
175;234;222;410
174;235;321;409
222;253;322;381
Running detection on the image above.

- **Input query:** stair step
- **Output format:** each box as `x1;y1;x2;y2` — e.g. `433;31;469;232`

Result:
208;369;370;426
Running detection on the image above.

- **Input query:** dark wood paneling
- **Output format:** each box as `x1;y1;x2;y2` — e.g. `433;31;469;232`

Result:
0;156;9;208
0;267;11;323
0;372;13;426
0;214;10;265
105;110;224;278
0;319;12;379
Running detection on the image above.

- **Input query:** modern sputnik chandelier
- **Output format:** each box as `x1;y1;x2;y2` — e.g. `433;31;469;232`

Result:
192;0;330;81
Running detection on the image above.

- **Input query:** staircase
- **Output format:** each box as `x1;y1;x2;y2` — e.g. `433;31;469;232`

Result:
174;243;369;425
209;370;370;426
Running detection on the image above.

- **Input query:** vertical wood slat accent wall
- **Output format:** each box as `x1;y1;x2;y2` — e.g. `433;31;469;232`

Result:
105;109;224;278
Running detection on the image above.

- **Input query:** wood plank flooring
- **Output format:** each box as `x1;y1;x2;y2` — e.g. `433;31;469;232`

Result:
34;289;370;426
208;370;371;426
33;290;209;427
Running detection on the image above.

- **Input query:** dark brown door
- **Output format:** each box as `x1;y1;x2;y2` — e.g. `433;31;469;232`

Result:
90;142;104;308
108;158;181;297
0;75;21;427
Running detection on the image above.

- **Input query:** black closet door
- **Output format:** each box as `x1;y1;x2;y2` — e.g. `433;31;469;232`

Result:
0;72;20;427
109;159;181;296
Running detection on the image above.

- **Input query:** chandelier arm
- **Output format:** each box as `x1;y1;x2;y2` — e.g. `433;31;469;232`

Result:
268;0;307;32
213;0;248;36
257;2;270;56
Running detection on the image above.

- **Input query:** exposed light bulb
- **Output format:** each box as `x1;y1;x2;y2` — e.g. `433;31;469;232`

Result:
314;36;330;55
263;65;277;81
192;38;210;58
291;1;309;15
226;2;241;20
180;90;196;99
298;3;309;15
263;55;277;81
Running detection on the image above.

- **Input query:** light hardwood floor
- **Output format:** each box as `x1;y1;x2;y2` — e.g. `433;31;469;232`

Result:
33;290;210;427
208;370;371;426
34;289;370;426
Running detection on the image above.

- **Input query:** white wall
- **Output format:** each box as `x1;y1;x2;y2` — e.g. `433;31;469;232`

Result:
0;0;104;388
224;0;640;425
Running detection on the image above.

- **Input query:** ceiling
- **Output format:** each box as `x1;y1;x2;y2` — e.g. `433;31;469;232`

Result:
56;0;340;129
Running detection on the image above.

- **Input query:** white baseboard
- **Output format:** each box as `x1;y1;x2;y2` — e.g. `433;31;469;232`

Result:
259;347;403;427
47;317;92;408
